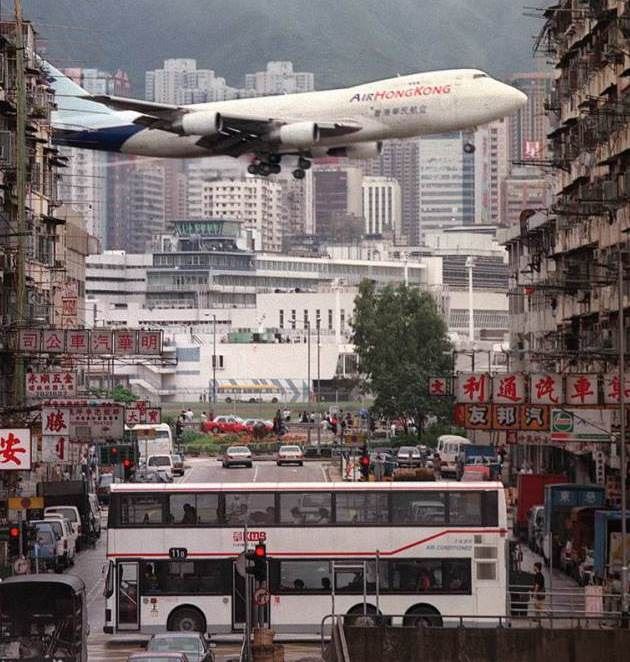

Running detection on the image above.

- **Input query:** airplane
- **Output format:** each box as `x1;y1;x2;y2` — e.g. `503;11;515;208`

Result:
49;64;527;179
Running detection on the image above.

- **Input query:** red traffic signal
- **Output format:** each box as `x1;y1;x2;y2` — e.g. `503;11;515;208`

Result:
360;455;370;466
111;447;118;454
254;543;266;558
122;458;133;468
9;526;19;538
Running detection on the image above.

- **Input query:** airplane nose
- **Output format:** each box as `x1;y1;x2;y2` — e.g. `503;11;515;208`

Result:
502;85;527;113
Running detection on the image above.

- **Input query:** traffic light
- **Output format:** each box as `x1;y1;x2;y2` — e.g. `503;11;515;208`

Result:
8;525;21;557
122;458;134;481
359;447;370;480
246;543;267;582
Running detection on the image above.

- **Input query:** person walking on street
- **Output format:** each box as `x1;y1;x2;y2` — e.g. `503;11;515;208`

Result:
531;561;546;618
373;453;385;481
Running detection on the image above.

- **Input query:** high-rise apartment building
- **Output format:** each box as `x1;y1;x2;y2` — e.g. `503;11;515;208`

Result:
312;164;364;240
278;170;315;239
245;61;314;95
201;178;283;252
474;120;509;225
145;59;248;104
60;67;130;246
362;177;402;238
418;132;475;235
186;158;244;219
500;167;549;228
364;139;420;245
107;159;166;253
507;71;554;163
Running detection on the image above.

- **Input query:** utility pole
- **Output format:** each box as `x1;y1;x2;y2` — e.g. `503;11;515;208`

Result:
618;229;628;615
316;322;321;454
306;320;311;446
12;0;27;404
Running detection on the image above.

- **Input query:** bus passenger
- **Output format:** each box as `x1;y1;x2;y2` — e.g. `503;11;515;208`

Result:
182;503;197;525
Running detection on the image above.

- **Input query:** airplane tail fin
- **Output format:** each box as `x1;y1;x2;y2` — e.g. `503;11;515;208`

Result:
42;61;119;130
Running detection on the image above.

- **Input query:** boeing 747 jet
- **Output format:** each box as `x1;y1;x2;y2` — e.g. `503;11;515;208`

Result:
50;65;527;179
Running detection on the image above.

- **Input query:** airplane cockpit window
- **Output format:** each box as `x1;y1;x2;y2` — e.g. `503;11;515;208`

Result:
473;73;488;79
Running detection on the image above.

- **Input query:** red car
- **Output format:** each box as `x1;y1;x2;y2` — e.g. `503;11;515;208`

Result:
202;416;247;434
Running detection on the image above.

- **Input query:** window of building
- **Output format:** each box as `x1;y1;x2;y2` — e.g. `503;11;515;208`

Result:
279;310;284;329
340;309;346;332
328;309;333;330
291;310;296;330
304;309;309;327
316;310;321;329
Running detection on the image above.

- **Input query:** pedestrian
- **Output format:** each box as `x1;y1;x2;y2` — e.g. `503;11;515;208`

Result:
531;561;546;618
185;407;194;422
374;453;385;481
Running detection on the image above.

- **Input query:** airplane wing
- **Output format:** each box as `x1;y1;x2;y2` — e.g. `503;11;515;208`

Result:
87;94;362;156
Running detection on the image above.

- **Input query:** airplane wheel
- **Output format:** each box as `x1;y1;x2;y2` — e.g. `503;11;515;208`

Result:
292;168;306;180
270;164;281;175
298;157;311;170
258;163;272;176
269;154;282;165
463;142;475;154
247;164;259;175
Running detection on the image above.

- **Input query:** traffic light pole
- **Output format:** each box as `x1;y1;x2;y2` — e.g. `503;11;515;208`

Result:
243;523;252;662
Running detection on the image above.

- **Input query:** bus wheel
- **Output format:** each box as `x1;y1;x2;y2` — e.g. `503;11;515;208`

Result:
345;604;381;626
168;606;206;632
404;605;443;628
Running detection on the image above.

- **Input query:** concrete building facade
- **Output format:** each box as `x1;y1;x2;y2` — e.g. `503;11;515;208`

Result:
244;61;314;95
362;176;402;238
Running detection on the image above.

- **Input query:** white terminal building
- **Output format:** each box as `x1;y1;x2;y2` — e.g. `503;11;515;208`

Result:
86;220;509;402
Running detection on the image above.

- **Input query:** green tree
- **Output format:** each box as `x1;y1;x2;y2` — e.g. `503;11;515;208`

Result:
351;281;453;434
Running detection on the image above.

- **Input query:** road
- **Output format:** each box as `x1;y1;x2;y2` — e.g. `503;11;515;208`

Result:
78;457;332;661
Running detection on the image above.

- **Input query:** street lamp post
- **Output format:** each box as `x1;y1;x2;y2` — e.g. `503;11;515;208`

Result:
212;314;217;406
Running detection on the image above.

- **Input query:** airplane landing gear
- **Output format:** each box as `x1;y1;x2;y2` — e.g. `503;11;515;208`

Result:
298;156;311;170
248;155;282;176
463;142;475;154
292;168;306;180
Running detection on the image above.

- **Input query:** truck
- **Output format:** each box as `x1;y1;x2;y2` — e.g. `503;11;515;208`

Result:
513;473;566;540
457;444;501;480
543;483;606;569
37;480;98;550
593;510;630;582
130;423;173;461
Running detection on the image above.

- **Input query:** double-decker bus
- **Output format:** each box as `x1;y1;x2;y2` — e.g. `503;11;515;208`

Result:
104;481;507;635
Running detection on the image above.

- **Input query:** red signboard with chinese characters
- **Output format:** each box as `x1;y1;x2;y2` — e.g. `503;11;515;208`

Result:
42;436;67;462
464;404;492;429
0;429;31;470
456;374;491;404
42;401;124;440
492;373;526;404
529;373;563;405
428;377;449;397
15;328;163;356
491;404;520;430
603;373;630;404
26;371;76;398
565;374;599;406
124;401;162;425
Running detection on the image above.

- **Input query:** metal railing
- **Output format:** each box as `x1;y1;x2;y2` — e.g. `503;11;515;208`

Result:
320;607;626;654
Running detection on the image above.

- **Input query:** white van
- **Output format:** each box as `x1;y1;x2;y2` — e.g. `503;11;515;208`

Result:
436;434;472;477
44;506;82;550
146;454;175;479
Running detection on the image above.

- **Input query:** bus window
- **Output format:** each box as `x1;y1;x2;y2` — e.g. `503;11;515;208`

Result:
279;493;332;525
449;492;482;526
391;492;446;525
121;495;165;525
278;560;331;592
335;492;388;524
225;493;275;525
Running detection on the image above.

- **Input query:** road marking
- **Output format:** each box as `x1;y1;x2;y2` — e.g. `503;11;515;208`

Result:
253;464;259;482
86;575;105;606
320;464;329;482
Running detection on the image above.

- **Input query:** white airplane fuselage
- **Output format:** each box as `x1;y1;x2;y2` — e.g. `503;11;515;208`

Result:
52;68;527;160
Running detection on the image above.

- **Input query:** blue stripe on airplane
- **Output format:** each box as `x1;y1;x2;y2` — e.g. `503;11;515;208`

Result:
54;124;144;152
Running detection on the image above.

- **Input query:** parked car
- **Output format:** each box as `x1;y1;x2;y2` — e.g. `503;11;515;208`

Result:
396;446;422;468
97;473;116;504
44;506;82;550
147;633;215;662
30;519;72;569
276;445;304;466
44;513;78;561
30;521;64;572
171;454;185;476
202;415;247;434
147;454;175;479
222;446;253;468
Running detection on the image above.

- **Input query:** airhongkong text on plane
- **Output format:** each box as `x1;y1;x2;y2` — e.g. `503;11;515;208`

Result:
350;85;452;102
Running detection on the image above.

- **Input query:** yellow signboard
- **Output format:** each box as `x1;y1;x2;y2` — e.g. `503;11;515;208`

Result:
8;496;44;510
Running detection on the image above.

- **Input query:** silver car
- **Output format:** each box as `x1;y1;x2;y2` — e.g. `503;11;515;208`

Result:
222;445;253;468
396;446;422;468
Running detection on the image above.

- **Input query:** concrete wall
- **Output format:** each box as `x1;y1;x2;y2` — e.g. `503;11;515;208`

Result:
340;626;630;662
